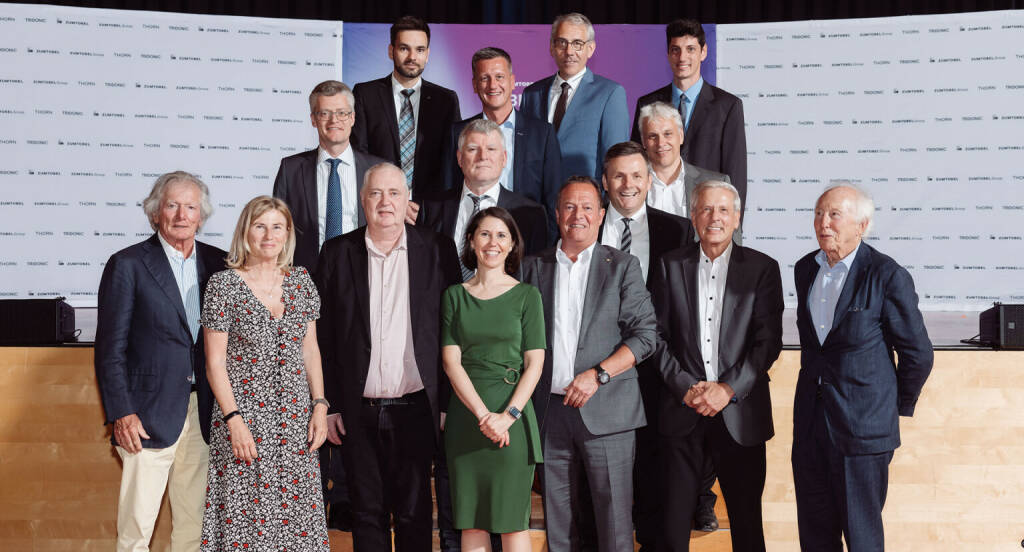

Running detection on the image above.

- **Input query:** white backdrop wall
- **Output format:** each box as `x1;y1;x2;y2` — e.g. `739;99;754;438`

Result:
0;4;341;306
718;11;1024;310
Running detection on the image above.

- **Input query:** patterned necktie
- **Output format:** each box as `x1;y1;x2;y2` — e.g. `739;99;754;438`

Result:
398;88;416;188
552;82;570;132
460;193;483;281
325;158;343;241
620;217;633;254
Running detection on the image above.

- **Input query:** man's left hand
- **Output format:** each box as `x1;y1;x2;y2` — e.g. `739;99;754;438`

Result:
563;369;600;408
689;382;735;417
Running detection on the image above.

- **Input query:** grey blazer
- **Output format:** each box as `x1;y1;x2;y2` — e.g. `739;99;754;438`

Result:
521;243;658;436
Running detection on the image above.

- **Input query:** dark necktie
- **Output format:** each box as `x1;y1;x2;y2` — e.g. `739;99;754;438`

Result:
325;158;343;241
460;194;483;282
552;82;570;132
399;88;416;187
620;217;633;254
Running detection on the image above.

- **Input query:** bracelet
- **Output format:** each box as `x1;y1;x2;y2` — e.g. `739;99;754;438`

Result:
311;398;330;409
222;410;241;423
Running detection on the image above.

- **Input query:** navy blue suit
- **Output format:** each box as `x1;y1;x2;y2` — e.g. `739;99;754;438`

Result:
521;70;629;184
442;111;562;242
792;243;933;551
95;234;226;447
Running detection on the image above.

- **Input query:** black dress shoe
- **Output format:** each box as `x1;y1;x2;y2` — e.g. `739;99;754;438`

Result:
693;509;719;532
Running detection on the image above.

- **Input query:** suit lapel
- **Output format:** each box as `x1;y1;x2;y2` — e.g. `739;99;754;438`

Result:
512;113;527;189
441;194;460;249
537;254;557;348
558;70;595;136
828;245;871;340
349;230;372;339
577;245;610;351
718;246;743;365
352;150;368;227
141;235;190;334
405;226;428;332
684;85;713;150
377;76;401;157
300;149;319;230
681;248;703;368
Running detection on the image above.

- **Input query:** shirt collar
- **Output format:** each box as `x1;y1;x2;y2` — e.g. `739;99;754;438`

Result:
699;240;733;266
554;67;588;91
157;231;195;261
484;109;516;128
391;74;422;96
673;76;704;106
317;145;354;165
555;239;597;266
607;203;648;226
365;227;409;258
815;241;861;271
461;181;502;202
650;161;685;187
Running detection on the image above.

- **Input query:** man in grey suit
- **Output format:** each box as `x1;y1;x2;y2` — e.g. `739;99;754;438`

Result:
649;180;784;551
273;80;386;274
521;177;658;552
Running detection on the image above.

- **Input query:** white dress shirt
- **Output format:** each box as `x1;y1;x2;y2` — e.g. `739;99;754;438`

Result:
484;109;516;192
546;67;588;124
452;182;501;259
809;243;861;345
698;242;733;382
391;74;422;132
316;146;358;245
647;163;689;218
551;241;596;394
157;232;200;382
601;204;652;281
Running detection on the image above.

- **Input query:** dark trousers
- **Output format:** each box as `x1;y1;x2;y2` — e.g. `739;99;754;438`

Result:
792;396;893;552
319;442;350;516
661;414;767;552
341;392;435;552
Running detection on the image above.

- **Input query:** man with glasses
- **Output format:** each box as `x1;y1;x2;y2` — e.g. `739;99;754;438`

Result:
272;80;385;534
521;13;629;184
274;80;386;273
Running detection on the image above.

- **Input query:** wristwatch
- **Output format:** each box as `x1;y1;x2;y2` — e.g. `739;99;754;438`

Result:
506;406;522;420
595;365;610;385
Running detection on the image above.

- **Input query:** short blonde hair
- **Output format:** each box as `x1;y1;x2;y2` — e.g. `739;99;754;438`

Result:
226;196;296;270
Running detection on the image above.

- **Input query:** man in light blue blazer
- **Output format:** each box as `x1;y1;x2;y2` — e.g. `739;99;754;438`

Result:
521;13;630;185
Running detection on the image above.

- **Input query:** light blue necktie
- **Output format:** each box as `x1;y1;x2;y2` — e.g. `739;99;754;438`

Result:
325;158;343;241
680;95;692;131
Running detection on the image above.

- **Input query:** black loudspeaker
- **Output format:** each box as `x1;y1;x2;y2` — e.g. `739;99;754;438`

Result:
978;303;1024;350
0;297;77;345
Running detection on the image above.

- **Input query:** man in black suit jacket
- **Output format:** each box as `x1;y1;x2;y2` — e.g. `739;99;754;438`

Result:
792;184;932;552
273;80;386;275
352;15;461;208
422;118;548;260
650;180;783;552
95;171;226;551
630;19;747;219
595;141;695;550
316;163;461;552
442;47;561;242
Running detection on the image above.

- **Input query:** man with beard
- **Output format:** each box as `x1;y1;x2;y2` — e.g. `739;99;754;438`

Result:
352;15;461;216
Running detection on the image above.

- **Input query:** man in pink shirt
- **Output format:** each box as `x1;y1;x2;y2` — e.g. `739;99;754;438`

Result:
315;162;461;551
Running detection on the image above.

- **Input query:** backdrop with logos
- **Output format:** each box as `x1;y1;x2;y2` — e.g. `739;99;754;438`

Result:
0;3;1020;310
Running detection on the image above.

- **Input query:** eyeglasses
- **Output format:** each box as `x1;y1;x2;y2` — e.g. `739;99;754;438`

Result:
552;38;589;52
314;109;354;121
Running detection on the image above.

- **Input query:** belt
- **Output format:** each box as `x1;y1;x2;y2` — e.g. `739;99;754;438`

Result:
362;390;424;407
190;383;198;394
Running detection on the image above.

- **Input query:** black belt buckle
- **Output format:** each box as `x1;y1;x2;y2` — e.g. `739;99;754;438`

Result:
363;395;412;407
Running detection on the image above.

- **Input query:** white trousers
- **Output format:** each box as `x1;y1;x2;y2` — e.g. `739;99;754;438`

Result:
115;392;209;552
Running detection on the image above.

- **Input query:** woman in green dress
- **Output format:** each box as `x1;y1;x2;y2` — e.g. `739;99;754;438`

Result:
441;207;546;552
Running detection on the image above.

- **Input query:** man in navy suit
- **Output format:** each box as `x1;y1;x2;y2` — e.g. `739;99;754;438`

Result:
273;80;386;275
352;15;461;211
793;184;933;552
443;47;562;241
95;171;226;552
631;19;747;220
521;13;630;185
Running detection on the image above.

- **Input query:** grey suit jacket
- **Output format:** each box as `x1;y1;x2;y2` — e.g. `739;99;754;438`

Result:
521;243;658;436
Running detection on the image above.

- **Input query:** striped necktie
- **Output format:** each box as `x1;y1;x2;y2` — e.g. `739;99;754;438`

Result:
460;193;483;282
619;217;633;254
398;88;416;187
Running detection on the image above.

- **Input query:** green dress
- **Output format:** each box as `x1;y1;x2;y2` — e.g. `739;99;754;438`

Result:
441;282;546;533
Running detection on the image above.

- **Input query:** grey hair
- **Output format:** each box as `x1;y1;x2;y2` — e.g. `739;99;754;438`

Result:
551;13;595;42
142;171;213;231
457;118;505;151
638;101;684;135
690;180;742;215
361;162;409;194
820;181;875;237
308;80;355;113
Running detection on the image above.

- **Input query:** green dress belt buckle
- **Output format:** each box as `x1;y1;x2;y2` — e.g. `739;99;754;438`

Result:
503;367;521;385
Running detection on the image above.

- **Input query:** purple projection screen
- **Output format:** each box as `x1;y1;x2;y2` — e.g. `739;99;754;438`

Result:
342;23;717;126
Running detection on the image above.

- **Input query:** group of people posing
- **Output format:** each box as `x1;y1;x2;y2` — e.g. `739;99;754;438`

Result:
95;11;934;552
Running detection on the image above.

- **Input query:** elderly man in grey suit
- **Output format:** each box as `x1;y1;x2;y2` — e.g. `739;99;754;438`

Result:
521;176;658;552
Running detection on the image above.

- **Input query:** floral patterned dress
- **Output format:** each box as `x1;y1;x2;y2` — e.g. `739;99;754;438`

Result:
198;267;329;551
